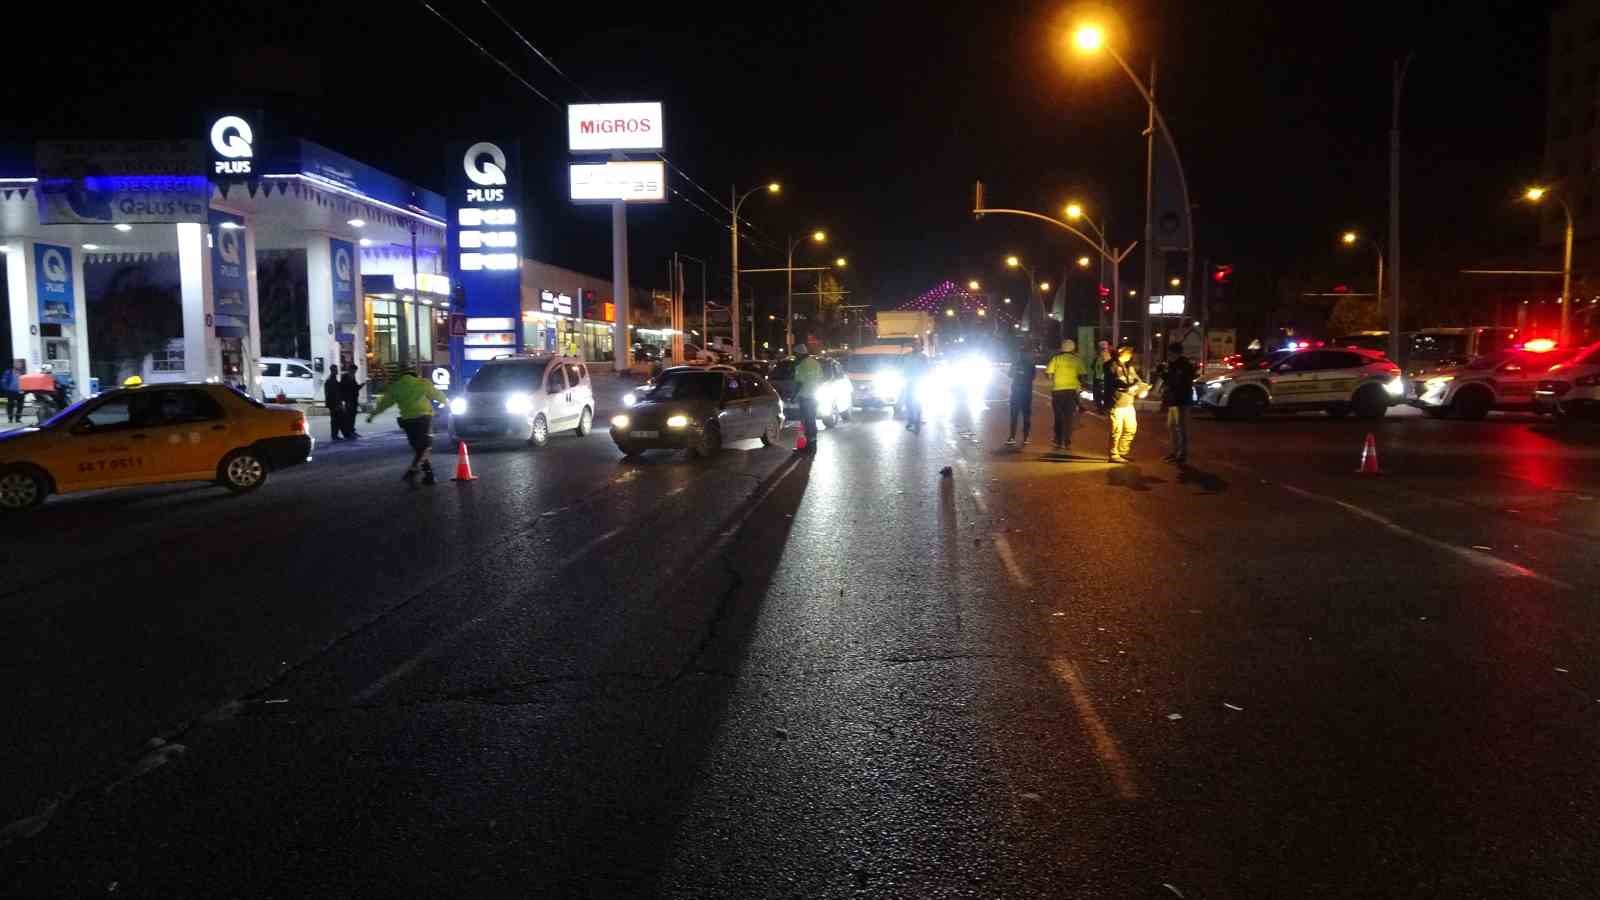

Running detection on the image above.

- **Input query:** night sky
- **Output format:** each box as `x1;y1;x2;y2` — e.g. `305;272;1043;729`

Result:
5;0;1554;311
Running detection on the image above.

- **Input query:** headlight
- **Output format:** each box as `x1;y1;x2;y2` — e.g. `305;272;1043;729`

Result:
666;414;690;429
448;397;468;415
611;414;630;429
505;392;534;415
623;392;638;408
878;372;905;397
1383;377;1404;396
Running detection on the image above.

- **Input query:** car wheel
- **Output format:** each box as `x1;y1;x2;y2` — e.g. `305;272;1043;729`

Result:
1352;385;1390;420
691;421;722;458
219;449;268;493
759;418;780;447
1325;404;1351;419
0;465;49;512
1452;387;1491;421
1228;388;1267;421
575;407;593;437
529;414;550;448
823;401;839;429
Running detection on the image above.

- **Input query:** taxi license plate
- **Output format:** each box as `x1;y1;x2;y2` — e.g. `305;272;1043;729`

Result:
630;429;659;438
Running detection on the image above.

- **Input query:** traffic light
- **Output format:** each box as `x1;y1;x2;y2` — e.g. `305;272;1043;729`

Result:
581;289;597;319
1211;264;1233;284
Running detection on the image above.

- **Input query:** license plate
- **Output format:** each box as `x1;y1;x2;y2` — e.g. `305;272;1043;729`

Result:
630;430;659;438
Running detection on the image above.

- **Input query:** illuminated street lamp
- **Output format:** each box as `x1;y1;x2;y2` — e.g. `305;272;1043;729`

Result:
1039;282;1051;292
1524;185;1574;346
783;229;827;351
1077;256;1092;269
946;308;956;317
731;181;783;357
1339;230;1385;315
1064;202;1084;221
834;257;847;268
968;280;981;291
1072;21;1196;370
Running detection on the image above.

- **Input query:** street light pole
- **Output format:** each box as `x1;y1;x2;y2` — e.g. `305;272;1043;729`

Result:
1559;197;1575;347
1390;54;1413;364
731;183;780;361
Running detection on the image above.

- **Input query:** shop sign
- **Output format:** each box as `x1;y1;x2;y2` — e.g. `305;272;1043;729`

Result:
33;243;74;326
540;289;574;316
210;213;249;336
208;114;257;179
35;140;207;225
1148;295;1185;316
448;139;524;376
567;102;664;153
330;237;357;325
569;161;666;203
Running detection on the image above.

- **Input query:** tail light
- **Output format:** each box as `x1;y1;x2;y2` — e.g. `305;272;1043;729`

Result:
292;415;307;434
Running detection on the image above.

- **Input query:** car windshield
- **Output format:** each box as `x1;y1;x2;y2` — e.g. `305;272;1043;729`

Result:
1409;333;1468;360
467;361;548;392
649;371;722;401
846;355;904;374
1251;351;1292;370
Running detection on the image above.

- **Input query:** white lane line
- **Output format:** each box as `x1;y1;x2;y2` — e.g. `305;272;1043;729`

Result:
1274;482;1573;591
971;490;989;514
992;534;1032;588
1048;658;1140;800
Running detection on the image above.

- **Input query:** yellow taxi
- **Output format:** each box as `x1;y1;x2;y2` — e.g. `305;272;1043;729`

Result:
0;382;313;512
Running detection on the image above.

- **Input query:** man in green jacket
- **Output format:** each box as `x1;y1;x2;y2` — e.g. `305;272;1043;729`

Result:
1043;339;1092;450
792;343;822;453
368;369;447;484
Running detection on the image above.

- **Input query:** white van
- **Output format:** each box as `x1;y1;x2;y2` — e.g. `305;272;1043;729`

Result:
258;357;318;402
446;355;595;448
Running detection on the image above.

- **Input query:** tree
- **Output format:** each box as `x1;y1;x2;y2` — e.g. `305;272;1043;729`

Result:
1327;295;1384;336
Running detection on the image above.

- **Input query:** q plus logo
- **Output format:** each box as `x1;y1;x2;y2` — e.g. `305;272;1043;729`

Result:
217;228;241;266
40;248;68;285
210;115;254;176
334;246;352;286
462;142;507;202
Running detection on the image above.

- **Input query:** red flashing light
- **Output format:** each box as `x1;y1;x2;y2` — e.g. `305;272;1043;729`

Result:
1332;284;1349;294
1522;338;1558;353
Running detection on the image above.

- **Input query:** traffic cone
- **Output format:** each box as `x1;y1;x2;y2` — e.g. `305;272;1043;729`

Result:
794;430;808;452
452;441;479;481
1356;432;1381;475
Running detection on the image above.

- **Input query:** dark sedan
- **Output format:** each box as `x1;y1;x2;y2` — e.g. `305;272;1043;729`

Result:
608;369;783;458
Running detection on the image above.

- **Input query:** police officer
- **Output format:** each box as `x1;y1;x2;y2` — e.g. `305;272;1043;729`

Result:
1005;343;1036;447
1044;339;1092;451
792;343;822;453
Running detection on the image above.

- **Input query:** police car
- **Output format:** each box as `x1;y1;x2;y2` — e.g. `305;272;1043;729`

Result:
1199;347;1402;420
1534;340;1600;422
1409;343;1575;419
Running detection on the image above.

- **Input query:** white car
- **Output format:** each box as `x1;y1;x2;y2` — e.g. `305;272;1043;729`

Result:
1199;347;1402;420
446;355;594;448
257;357;318;403
1534;340;1600;422
1409;346;1577;419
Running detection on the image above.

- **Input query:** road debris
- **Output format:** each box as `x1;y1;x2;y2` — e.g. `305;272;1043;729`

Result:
1471;545;1493;551
1166;713;1183;721
1223;702;1244;712
1556;668;1570;674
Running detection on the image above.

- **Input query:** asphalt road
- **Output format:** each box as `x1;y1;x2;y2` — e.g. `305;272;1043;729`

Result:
4;380;1600;897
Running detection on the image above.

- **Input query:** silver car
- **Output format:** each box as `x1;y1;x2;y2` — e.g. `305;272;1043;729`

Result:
447;355;595;447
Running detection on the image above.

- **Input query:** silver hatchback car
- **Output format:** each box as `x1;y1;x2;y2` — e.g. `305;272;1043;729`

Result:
447;355;595;447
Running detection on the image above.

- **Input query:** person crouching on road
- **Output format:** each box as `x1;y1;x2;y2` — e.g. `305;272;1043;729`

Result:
792;343;822;453
1005;343;1035;447
368;367;446;484
1108;346;1147;463
1044;339;1092;451
1154;342;1197;463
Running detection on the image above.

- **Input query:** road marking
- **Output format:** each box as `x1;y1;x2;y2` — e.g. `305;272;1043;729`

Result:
1048;658;1140;800
992;534;1032;587
1273;482;1573;590
971;490;989;514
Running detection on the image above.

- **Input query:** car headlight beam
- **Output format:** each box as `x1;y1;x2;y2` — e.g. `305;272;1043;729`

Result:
666;414;690;429
611;414;630;429
505;392;534;415
448;397;468;415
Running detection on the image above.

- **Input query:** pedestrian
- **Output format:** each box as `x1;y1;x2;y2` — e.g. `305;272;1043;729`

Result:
1154;342;1197;463
324;364;344;441
2;360;21;424
1005;343;1035;446
791;343;822;453
1095;341;1113;413
1097;342;1114;413
1108;345;1148;463
1044;339;1092;451
901;346;929;433
367;367;446;485
339;365;365;439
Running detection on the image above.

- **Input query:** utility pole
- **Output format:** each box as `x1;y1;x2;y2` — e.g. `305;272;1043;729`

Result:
1389;54;1413;364
1140;59;1156;366
729;186;740;359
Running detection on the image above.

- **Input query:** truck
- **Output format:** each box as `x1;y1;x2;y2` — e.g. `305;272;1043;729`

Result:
871;311;935;356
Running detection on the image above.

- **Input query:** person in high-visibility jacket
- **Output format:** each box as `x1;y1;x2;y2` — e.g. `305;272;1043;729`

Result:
1043;340;1093;451
368;369;446;484
792;344;822;453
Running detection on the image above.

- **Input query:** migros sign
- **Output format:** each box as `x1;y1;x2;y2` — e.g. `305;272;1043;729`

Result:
567;102;664;153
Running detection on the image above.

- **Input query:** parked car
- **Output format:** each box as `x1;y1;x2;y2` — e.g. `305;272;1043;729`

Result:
1404;327;1520;377
446;355;594;448
1410;346;1578;419
1534;340;1600;422
1200;347;1403;420
608;368;783;458
0;383;312;511
257;357;318;402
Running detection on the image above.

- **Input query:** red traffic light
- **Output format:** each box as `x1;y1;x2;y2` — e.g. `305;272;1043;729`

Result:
1212;264;1233;284
1097;284;1110;298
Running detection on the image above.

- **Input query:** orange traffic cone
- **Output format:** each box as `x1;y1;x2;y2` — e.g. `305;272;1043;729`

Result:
1356;432;1381;475
794;430;808;452
452;441;479;481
